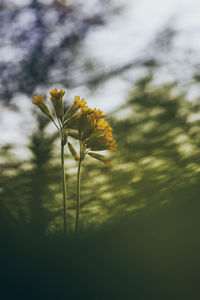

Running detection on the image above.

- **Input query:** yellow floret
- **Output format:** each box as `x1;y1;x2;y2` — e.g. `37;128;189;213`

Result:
74;96;87;108
49;88;65;102
96;118;109;130
32;95;44;105
32;94;54;120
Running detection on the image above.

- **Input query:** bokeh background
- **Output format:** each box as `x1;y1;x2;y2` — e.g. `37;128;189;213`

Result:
1;0;200;299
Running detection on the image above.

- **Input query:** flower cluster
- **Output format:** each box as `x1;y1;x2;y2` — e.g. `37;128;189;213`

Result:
49;88;65;120
33;89;117;165
66;96;117;164
80;107;117;152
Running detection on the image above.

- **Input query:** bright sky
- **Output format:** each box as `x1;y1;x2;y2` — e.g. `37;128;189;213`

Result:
80;0;200;111
1;0;200;156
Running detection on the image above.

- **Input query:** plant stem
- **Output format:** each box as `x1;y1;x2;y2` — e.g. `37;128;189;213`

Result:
52;119;60;131
61;139;67;237
75;159;82;233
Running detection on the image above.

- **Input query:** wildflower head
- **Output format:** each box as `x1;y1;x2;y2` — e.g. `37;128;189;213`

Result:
74;96;87;109
92;108;106;119
49;88;65;120
84;115;117;152
76;106;105;140
49;88;65;102
32;94;54;120
62;96;88;127
32;95;45;105
68;101;117;165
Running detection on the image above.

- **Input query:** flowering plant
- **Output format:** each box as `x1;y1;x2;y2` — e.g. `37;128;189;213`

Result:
32;89;117;235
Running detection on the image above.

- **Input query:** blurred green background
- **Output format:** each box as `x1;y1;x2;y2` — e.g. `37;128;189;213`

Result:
1;0;200;299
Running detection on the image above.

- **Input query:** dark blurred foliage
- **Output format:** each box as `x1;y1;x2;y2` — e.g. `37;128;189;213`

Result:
0;0;120;101
1;75;200;298
27;115;61;235
109;74;200;217
0;115;62;236
2;75;200;231
0;193;200;299
77;74;200;227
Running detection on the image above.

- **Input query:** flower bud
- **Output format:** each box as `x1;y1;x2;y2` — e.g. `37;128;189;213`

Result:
88;152;111;166
32;95;54;121
68;142;79;161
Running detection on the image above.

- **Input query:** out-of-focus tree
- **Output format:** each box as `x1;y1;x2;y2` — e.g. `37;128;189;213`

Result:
27;115;61;236
0;115;63;236
0;144;24;235
0;0;120;101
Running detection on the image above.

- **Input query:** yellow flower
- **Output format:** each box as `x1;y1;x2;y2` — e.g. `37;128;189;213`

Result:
97;134;117;151
49;88;65;102
74;96;87;109
63;95;117;164
93;108;106;120
32;94;53;120
63;96;88;126
32;95;45;105
92;117;117;151
80;106;93;115
49;88;65;120
96;118;110;130
74;103;117;153
78;107;105;136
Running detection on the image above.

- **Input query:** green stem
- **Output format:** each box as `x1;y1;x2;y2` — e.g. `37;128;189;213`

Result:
75;159;82;233
61;140;67;237
58;118;62;129
52;118;60;131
